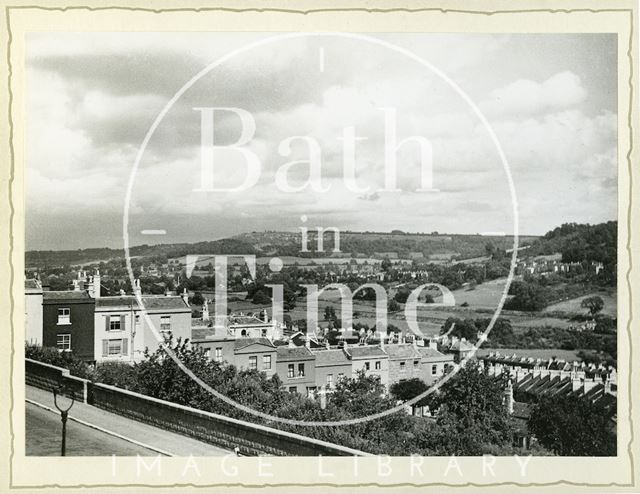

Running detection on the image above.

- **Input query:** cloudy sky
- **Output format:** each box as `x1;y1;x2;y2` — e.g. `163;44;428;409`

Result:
26;32;617;250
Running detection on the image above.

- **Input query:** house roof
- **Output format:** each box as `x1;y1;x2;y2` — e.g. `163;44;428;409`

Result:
95;295;189;312
347;345;387;359
313;349;351;366
43;290;93;302
25;279;42;291
191;326;230;341
449;340;475;352
383;344;421;360
276;346;314;361
234;338;276;351
417;347;454;362
228;315;269;326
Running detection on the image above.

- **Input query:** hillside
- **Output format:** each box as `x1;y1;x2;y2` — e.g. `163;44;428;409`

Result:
25;231;538;268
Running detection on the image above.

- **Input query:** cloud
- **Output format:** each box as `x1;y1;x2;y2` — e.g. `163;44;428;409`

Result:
484;71;588;117
25;33;618;249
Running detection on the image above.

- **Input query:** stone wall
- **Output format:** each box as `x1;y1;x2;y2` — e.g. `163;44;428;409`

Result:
25;358;369;457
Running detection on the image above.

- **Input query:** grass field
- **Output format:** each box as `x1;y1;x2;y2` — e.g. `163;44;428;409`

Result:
543;290;617;317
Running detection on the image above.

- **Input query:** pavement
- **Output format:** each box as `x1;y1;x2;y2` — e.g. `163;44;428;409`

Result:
26;402;160;456
26;385;231;457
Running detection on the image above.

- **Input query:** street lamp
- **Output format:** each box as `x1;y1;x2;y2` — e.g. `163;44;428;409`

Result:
52;386;75;456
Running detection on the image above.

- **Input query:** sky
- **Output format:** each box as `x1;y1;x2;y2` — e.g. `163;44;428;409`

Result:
25;32;618;250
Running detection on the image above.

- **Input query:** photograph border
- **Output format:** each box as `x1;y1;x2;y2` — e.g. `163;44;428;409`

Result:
1;1;637;491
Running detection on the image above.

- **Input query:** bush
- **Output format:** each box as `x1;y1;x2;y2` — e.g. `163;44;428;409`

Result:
25;344;93;379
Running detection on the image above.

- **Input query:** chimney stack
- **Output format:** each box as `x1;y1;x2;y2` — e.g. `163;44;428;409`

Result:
181;287;188;305
202;299;210;321
134;279;142;298
503;379;514;415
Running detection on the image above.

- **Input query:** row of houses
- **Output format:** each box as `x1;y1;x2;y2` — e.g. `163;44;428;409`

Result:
25;273;456;395
191;322;455;395
25;275;192;362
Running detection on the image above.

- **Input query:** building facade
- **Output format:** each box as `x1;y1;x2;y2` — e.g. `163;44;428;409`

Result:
25;279;43;345
276;345;316;395
42;291;96;361
94;294;191;362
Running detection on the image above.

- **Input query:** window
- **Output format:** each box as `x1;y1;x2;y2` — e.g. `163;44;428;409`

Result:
375;361;381;370
214;347;222;362
400;361;406;373
135;315;140;325
56;333;71;351
338;373;345;381
431;364;438;376
288;386;297;393
297;363;305;377
109;317;122;331
326;374;334;388
263;354;272;370
57;308;70;325
249;356;258;370
287;364;295;378
261;328;268;337
414;360;420;369
160;316;171;332
365;362;370;371
101;338;128;357
204;348;211;358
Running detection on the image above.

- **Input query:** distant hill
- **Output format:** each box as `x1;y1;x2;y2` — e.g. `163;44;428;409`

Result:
25;231;538;268
525;221;617;265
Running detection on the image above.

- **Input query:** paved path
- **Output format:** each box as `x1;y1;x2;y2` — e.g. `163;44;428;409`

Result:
26;385;231;457
26;402;160;456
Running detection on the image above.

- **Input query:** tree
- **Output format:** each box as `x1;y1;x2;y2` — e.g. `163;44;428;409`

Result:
390;378;429;414
324;306;337;322
418;364;514;455
387;299;401;313
505;281;548;311
529;395;616;455
251;289;271;305
190;292;205;306
581;296;604;317
394;289;410;304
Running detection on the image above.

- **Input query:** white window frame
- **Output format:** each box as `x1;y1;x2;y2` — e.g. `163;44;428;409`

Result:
56;333;71;352
160;315;171;333
214;347;223;362
107;339;124;356
109;317;122;331
249;355;258;370
57;308;71;325
287;363;295;378
431;364;438;376
262;354;272;370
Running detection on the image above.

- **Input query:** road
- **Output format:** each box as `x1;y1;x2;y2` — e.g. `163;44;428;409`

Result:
26;385;231;457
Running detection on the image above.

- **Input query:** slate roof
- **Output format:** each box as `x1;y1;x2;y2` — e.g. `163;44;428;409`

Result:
25;279;42;291
276;346;315;361
43;290;93;302
313;349;351;366
449;340;475;352
95;295;189;312
191;326;230;341
383;344;421;360
234;338;276;351
417;347;454;362
347;345;387;359
229;315;269;326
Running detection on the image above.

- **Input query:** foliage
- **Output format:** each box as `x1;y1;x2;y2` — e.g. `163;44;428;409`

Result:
581;295;604;317
416;364;515;455
529;395;616;456
25;344;93;379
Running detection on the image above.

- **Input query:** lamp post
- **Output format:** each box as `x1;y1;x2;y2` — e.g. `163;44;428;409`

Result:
52;386;75;456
